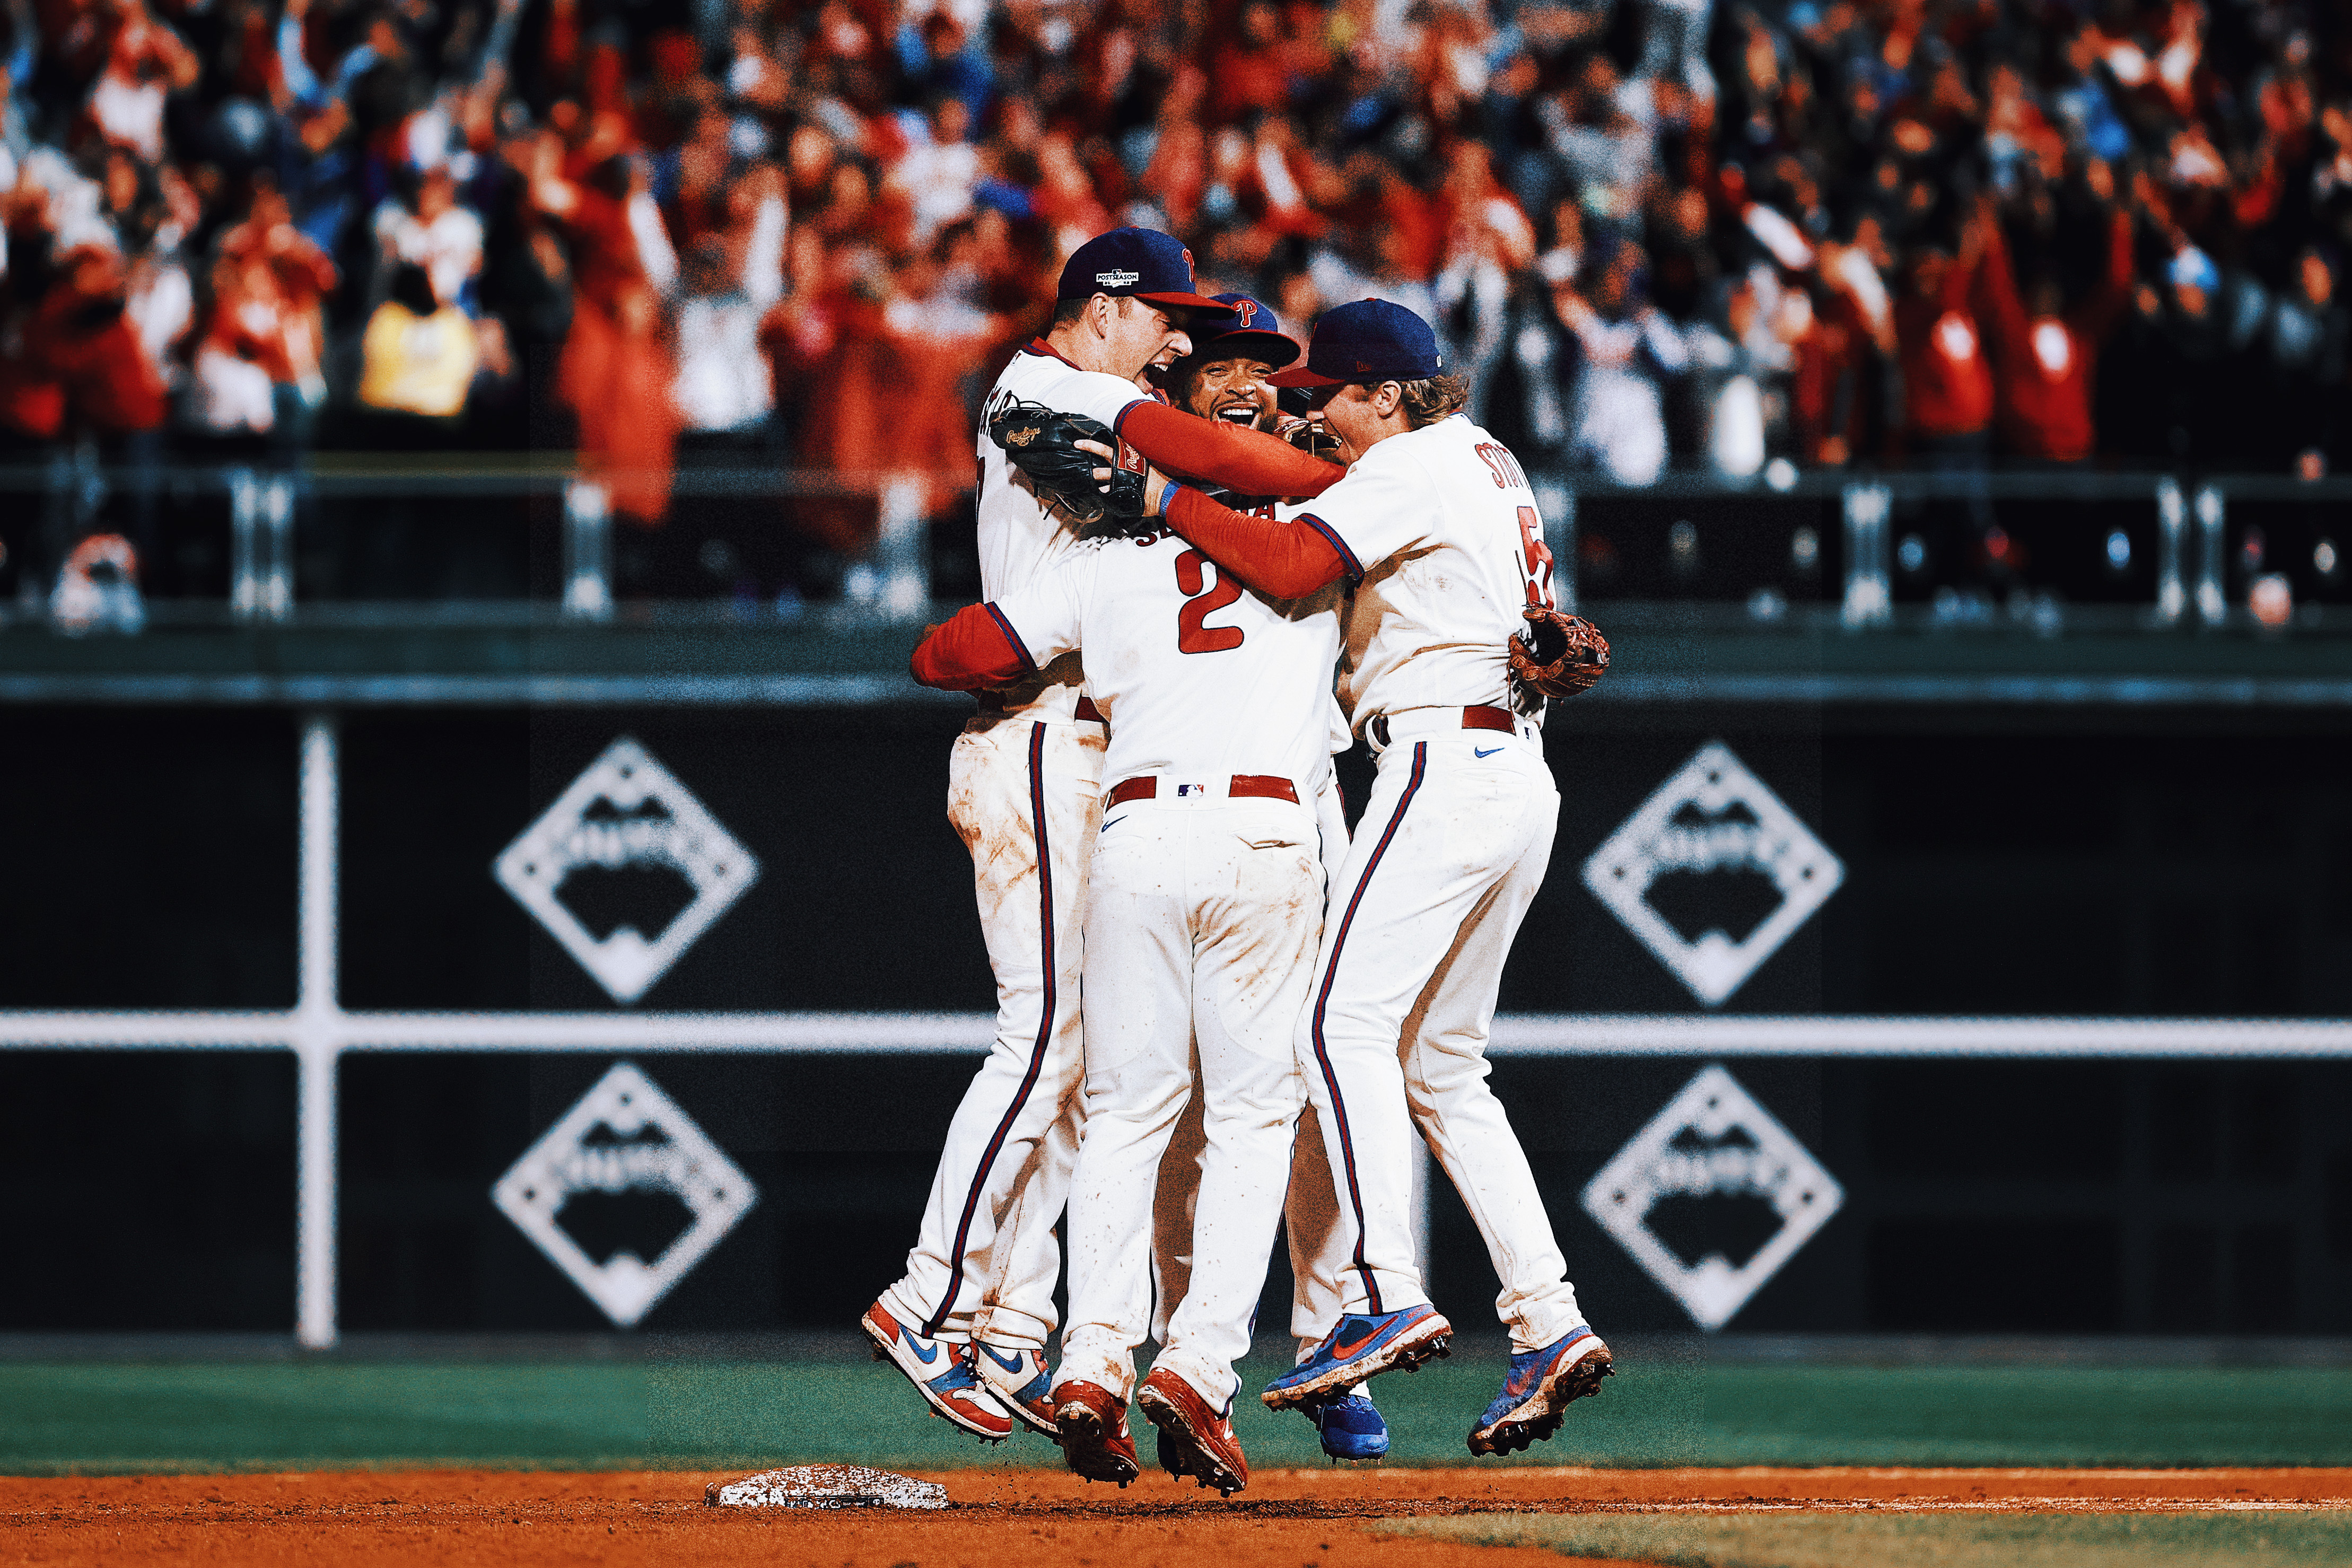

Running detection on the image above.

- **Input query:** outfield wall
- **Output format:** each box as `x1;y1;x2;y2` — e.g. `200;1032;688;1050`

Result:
3;688;2347;1342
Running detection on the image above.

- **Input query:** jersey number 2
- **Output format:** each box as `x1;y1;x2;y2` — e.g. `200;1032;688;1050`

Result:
1176;549;1244;653
1516;506;1556;610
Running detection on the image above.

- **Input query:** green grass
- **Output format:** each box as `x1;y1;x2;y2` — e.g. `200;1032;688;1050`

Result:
1384;1512;2352;1568
4;1355;2351;1474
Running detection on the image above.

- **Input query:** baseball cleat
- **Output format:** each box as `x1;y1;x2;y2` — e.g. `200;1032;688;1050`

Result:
1051;1379;1141;1486
1304;1389;1389;1461
971;1343;1060;1438
1466;1326;1613;1457
1261;1304;1452;1411
859;1302;1015;1442
1136;1368;1248;1495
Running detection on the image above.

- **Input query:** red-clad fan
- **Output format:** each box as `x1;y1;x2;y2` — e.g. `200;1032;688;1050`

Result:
1974;201;2135;464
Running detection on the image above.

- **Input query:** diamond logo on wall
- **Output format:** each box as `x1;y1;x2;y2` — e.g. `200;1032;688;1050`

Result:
495;738;759;1003
492;1062;757;1327
1581;742;1842;1006
1580;1066;1842;1331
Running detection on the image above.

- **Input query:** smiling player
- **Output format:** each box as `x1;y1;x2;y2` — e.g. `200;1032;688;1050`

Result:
1130;299;1616;1458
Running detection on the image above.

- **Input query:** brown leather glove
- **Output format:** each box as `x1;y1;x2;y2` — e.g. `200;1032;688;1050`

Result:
1508;606;1610;699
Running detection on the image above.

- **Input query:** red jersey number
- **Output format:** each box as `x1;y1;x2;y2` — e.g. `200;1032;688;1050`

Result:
1176;549;1245;653
1516;506;1555;609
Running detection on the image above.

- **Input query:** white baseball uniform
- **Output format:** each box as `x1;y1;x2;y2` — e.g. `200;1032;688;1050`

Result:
876;343;1156;1352
987;525;1345;1407
1146;501;1361;1364
1290;414;1588;1353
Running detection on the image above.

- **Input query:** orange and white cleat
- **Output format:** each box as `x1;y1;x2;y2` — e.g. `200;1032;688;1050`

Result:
860;1301;1015;1442
1138;1368;1248;1495
1050;1378;1141;1486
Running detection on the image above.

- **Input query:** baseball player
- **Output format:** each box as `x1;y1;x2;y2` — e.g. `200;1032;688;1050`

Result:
1148;295;1388;1462
1126;299;1615;1457
863;230;1344;1443
907;463;1348;1495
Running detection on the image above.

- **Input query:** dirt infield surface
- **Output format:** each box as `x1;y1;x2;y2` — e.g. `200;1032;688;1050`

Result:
6;1466;2346;1566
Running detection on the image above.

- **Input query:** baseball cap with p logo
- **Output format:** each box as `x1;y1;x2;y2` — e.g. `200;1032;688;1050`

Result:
1267;299;1444;388
1171;292;1302;370
1056;227;1223;311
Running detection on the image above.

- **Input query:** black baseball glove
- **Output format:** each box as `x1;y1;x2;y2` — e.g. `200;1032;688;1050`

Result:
987;399;1147;525
1509;606;1610;699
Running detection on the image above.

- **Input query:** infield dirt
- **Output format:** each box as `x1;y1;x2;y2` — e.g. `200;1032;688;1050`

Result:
5;1466;2347;1566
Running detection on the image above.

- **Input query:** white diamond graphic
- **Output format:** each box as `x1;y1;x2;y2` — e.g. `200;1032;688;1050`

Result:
492;1062;758;1327
1581;742;1842;1007
495;738;759;1004
1580;1066;1843;1331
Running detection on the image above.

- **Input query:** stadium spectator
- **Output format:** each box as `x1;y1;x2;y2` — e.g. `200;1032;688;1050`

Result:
0;0;2349;602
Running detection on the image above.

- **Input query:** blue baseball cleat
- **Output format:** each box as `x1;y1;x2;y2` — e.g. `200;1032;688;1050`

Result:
1260;1304;1452;1411
1466;1326;1613;1456
1304;1390;1389;1460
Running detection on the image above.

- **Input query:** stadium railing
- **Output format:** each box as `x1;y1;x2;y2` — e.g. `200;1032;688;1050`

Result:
4;457;2347;628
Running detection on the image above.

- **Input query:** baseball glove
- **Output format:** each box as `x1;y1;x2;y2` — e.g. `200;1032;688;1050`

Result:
1508;606;1610;699
987;399;1147;525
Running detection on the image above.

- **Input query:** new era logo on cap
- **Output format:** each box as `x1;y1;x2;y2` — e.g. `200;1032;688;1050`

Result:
1057;227;1221;310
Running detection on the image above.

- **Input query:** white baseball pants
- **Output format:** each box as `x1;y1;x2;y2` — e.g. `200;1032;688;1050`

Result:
1301;715;1586;1352
1059;791;1319;1407
877;714;1103;1351
1151;767;1356;1359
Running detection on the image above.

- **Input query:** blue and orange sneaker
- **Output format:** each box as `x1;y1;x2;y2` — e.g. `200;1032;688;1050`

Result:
860;1301;1014;1442
1466;1326;1613;1456
1305;1389;1389;1460
971;1343;1060;1438
1260;1304;1452;1411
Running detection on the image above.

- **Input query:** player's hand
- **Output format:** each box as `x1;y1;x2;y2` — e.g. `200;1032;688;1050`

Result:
1073;437;1117;491
1072;439;1162;531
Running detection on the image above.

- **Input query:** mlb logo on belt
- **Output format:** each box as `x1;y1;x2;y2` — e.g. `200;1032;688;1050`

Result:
1174;782;1206;796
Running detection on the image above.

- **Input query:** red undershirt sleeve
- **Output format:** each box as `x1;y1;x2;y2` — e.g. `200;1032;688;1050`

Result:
1116;400;1344;498
910;601;1034;689
1163;484;1352;599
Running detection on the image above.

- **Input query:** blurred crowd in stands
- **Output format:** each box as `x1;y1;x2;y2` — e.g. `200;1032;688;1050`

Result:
2;0;2349;602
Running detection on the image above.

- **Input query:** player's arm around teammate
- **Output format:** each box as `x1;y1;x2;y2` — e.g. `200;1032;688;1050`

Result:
914;516;1344;1494
1139;301;1616;1458
863;230;1217;1447
1135;294;1392;1462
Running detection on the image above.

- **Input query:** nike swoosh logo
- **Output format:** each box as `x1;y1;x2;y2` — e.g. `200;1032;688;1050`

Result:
1328;1325;1384;1360
981;1346;1025;1372
1474;746;1505;758
908;1338;940;1365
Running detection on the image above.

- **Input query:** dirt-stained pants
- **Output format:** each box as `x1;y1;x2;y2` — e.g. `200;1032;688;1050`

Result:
878;713;1103;1351
1299;713;1587;1352
1060;790;1320;1407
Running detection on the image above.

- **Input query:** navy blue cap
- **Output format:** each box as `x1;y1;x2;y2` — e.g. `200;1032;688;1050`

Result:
1056;227;1222;310
1176;292;1301;369
1268;298;1443;387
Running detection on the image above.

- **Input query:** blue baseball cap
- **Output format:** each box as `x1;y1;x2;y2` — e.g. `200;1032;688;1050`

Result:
1270;298;1443;387
1056;226;1223;310
1177;293;1302;369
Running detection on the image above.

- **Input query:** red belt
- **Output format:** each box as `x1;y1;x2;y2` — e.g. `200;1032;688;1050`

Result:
1369;705;1515;747
1106;774;1298;808
977;691;1104;724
